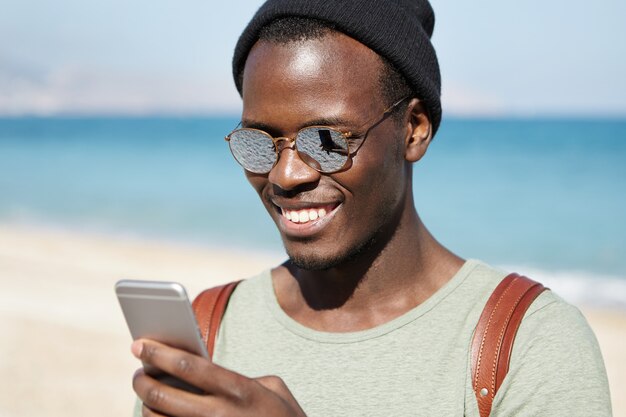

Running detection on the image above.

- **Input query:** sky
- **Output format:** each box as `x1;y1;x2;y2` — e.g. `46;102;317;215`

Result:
1;0;625;117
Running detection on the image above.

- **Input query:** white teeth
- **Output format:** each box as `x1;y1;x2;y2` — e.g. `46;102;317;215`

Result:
282;207;331;224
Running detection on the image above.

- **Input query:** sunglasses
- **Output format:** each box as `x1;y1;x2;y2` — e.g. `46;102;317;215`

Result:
225;96;410;174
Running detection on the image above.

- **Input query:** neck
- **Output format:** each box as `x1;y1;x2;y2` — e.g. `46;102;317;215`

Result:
272;196;464;332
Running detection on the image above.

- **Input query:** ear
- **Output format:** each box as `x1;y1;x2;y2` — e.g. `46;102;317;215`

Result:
403;98;433;163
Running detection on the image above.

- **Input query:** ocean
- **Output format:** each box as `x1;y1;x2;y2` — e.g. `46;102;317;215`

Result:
1;116;625;306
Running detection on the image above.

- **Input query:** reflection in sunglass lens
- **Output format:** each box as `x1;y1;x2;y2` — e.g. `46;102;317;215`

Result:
296;128;349;173
228;129;276;174
228;127;350;174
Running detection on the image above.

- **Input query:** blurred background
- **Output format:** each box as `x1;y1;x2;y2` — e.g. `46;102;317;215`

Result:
0;0;624;416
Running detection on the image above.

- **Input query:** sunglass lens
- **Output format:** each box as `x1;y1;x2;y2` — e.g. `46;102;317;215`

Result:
228;129;276;174
297;128;349;173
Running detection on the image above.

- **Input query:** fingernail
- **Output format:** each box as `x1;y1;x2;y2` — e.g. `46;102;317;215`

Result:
131;340;143;358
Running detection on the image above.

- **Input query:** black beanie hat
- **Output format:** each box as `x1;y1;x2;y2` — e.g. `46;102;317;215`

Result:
232;0;442;135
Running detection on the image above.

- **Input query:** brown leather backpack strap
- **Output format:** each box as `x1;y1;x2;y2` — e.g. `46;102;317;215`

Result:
192;281;240;359
471;273;547;417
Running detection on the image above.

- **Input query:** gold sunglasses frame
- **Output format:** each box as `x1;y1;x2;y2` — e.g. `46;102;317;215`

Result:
225;96;410;174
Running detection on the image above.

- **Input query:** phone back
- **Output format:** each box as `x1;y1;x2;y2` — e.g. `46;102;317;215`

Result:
115;280;208;358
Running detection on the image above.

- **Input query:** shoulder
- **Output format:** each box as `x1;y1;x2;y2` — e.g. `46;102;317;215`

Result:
192;270;271;327
194;270;270;302
515;289;604;365
520;289;593;336
228;269;271;298
513;291;607;377
219;269;272;316
459;261;611;415
492;288;612;416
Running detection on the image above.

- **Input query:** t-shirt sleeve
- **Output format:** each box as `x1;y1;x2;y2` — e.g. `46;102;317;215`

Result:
490;292;612;416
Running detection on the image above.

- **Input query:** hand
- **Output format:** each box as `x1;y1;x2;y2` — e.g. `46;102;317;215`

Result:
131;339;307;417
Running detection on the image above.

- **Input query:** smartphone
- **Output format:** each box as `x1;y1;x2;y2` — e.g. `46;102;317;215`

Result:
115;279;208;392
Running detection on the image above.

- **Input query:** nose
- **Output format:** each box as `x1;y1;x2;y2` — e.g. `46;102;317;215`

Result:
268;144;321;191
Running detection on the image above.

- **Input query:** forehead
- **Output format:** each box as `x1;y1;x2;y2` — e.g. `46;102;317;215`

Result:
241;32;384;127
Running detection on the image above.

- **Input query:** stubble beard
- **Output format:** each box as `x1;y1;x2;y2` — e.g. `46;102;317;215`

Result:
285;229;382;271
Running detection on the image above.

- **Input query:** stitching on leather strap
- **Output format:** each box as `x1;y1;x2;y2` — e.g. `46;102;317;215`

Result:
473;275;518;390
489;284;527;398
471;274;548;417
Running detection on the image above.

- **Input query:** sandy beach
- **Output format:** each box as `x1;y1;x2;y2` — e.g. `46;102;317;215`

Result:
1;224;624;416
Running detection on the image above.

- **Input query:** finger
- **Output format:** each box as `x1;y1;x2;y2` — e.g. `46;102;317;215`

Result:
133;338;254;400
256;375;289;394
133;366;227;417
256;375;307;416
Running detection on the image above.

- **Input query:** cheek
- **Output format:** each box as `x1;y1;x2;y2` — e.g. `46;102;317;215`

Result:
340;137;405;195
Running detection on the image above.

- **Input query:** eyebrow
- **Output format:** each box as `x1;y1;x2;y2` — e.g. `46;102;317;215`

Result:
241;115;354;134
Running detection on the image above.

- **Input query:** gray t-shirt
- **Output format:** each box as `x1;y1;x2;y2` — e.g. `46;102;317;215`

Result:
213;260;611;416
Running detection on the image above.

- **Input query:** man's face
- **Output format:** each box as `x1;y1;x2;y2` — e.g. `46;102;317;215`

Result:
240;32;412;270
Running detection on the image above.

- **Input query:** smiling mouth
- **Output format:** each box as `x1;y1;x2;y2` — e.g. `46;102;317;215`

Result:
276;204;338;225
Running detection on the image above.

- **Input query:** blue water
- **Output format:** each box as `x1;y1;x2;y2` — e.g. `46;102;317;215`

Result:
1;117;625;277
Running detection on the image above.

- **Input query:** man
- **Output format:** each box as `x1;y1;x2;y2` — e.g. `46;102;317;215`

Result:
131;0;611;415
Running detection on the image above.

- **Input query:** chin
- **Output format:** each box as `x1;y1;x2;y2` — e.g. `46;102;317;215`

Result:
287;251;341;271
284;233;380;271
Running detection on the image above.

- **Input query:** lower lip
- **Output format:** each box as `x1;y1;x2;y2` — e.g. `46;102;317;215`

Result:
278;206;339;238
